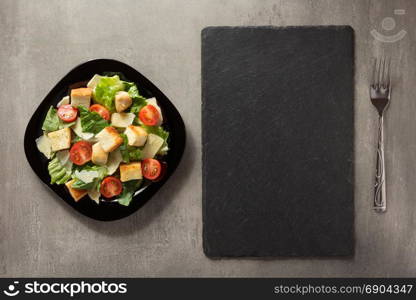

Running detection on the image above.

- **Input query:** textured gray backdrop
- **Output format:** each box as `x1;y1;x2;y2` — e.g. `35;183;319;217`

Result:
1;0;415;277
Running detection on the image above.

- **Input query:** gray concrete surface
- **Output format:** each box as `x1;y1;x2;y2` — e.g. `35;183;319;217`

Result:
1;0;416;277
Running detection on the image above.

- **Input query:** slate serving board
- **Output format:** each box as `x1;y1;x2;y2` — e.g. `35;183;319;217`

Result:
202;26;354;257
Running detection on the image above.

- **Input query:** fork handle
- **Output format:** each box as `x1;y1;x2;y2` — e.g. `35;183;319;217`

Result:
374;115;386;212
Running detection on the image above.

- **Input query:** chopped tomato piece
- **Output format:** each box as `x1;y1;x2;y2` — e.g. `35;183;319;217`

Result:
100;176;123;198
57;104;78;122
142;158;162;180
139;105;160;126
69;141;92;165
152;161;167;182
90;104;110;121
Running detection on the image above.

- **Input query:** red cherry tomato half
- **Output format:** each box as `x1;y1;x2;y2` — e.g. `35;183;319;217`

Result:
139;105;160;126
141;158;162;180
57;104;78;122
100;176;123;198
90;104;110;121
69;141;92;166
152;161;167;182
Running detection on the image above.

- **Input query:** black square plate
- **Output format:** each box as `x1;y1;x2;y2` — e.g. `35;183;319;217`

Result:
24;59;186;221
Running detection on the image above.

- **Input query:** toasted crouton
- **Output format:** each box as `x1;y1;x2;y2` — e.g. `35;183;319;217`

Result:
70;87;92;108
92;142;108;165
111;112;135;128
48;127;71;151
71;87;92;97
115;91;132;112
124;125;148;147
95;126;123;152
120;162;142;182
65;179;87;202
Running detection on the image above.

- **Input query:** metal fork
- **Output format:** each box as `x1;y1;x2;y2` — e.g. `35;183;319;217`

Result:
370;57;391;213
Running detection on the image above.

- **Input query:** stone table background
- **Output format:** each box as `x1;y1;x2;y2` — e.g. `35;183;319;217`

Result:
1;0;415;277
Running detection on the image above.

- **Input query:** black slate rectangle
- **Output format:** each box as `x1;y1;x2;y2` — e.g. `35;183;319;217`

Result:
202;26;354;257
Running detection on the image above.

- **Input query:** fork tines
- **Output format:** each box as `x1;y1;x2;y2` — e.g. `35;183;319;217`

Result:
371;56;391;91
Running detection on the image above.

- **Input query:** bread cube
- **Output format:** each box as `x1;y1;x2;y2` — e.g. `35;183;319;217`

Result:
65;179;87;202
124;125;148;147
115;91;132;112
91;142;108;165
70;87;92;108
111;112;135;128
47;127;71;151
120;162;142;182
95;126;123;152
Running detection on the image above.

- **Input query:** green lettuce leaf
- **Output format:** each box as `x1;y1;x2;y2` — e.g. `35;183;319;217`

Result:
71;179;93;190
71;135;82;143
126;84;139;97
128;148;142;161
78;106;109;134
117;180;142;206
48;157;72;184
71;165;107;190
77;165;107;177
119;134;130;162
126;83;147;126
93;75;125;112
142;125;169;140
42;106;75;132
130;98;147;126
130;96;147;114
42;106;61;131
125;84;143;101
119;133;142;163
